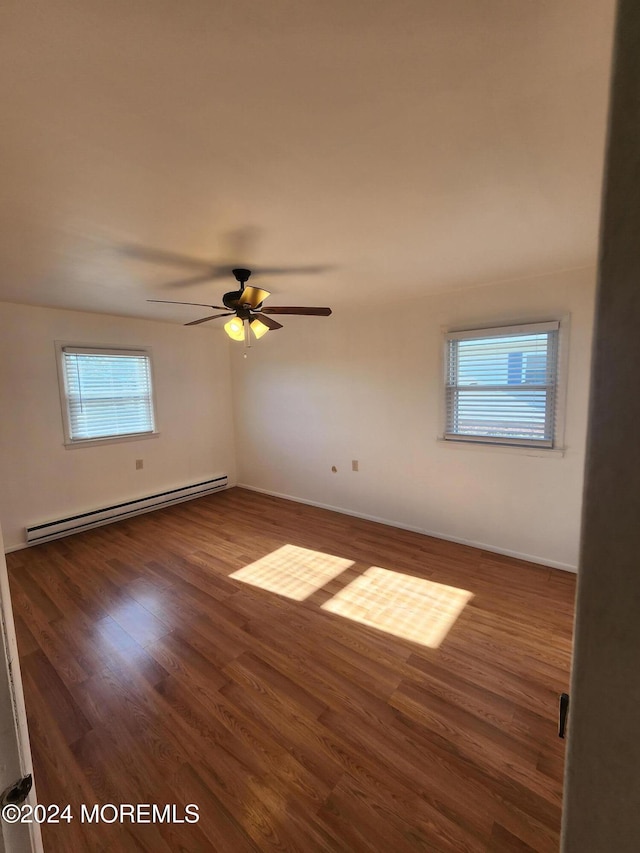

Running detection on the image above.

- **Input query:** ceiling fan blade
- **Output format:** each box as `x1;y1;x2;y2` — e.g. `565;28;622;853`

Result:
148;299;226;309
184;313;233;326
253;312;283;330
240;285;271;309
261;306;332;316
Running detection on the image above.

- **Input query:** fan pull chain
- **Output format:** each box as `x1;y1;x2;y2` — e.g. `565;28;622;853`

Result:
243;320;249;358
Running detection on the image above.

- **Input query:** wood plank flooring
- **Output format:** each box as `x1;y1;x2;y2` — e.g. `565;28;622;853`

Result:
6;487;575;852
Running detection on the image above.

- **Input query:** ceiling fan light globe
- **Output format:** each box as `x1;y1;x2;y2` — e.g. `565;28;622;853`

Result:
250;318;269;339
224;317;245;341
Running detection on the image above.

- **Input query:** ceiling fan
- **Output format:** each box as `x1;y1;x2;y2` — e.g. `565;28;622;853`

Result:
147;268;332;342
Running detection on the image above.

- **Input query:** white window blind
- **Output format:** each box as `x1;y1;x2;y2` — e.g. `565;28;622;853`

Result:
444;322;559;448
61;347;155;442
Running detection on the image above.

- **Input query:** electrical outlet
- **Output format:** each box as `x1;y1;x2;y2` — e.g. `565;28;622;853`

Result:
352;460;359;472
135;459;144;470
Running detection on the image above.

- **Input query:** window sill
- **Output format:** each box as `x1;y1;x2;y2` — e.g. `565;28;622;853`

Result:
63;432;160;450
436;437;565;458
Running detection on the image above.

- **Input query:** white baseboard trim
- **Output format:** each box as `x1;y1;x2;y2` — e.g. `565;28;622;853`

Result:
4;543;27;553
236;482;578;574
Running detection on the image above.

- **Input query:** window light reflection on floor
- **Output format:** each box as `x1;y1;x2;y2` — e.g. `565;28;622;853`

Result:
229;544;354;601
321;567;473;648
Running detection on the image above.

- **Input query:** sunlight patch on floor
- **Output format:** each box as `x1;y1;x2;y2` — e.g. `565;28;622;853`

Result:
230;544;354;601
320;567;473;648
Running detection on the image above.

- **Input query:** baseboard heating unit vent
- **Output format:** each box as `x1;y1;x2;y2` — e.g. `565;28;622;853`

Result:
25;475;228;545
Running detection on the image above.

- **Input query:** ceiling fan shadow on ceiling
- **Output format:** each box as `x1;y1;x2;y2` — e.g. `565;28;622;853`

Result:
119;236;334;289
147;268;332;350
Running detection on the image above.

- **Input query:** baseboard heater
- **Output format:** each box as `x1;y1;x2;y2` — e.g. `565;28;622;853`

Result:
25;475;228;545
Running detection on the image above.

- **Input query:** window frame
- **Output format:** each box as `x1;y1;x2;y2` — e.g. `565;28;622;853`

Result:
439;319;569;452
55;342;159;448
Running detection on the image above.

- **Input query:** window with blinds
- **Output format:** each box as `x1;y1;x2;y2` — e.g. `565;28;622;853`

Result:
59;347;156;443
444;322;560;448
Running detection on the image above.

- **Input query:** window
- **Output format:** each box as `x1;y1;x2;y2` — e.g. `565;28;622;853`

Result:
443;321;560;448
58;346;156;444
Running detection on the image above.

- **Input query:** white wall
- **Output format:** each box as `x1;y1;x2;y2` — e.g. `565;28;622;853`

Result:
0;302;236;551
0;267;595;569
231;267;596;571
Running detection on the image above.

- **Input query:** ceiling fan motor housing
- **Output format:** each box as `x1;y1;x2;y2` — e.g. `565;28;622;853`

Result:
222;290;243;310
223;268;254;312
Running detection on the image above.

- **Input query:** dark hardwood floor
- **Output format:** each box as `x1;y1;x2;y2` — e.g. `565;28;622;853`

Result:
6;487;575;852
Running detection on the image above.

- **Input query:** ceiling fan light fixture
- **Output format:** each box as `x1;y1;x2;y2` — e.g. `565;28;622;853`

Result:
250;318;269;339
224;317;245;341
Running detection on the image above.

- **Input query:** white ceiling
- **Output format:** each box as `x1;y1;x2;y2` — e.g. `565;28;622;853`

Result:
0;1;615;322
